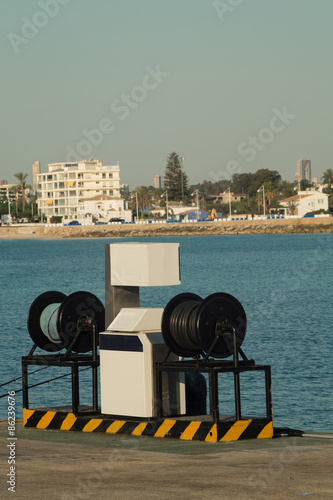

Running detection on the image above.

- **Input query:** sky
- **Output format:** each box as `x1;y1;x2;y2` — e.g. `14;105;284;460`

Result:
1;0;332;189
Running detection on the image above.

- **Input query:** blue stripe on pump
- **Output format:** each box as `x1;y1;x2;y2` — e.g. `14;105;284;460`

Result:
99;334;143;352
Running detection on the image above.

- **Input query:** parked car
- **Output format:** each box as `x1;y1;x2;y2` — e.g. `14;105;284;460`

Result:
67;220;81;226
109;217;124;222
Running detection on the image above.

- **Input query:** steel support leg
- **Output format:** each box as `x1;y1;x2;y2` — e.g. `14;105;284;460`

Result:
72;364;79;415
265;366;273;420
22;361;29;409
209;371;219;422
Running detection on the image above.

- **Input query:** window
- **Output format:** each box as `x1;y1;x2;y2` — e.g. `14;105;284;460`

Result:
109;173;113;178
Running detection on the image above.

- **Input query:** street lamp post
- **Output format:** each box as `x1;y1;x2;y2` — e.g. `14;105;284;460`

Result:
224;187;232;218
162;191;168;220
131;192;139;222
180;156;184;206
257;185;266;217
191;189;199;220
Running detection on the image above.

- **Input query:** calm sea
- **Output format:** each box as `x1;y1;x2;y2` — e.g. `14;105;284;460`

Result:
0;233;332;432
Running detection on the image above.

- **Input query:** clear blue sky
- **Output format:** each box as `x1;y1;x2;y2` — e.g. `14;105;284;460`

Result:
1;0;332;189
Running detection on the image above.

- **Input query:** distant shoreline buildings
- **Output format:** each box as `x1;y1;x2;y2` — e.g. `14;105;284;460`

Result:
0;157;331;222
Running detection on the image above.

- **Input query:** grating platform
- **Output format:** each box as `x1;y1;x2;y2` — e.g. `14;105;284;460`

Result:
23;408;273;442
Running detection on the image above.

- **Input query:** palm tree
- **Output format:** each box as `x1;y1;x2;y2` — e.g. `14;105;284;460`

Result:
255;192;263;213
265;182;277;208
321;169;333;195
14;172;31;214
287;201;298;215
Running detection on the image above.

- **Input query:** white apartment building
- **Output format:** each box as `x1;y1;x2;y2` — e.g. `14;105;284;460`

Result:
37;159;125;222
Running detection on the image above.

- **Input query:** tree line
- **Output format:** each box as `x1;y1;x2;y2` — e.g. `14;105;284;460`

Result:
0;173;37;220
126;153;333;218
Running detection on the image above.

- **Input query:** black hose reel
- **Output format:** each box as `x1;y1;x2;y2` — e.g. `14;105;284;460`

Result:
161;292;247;358
27;291;105;353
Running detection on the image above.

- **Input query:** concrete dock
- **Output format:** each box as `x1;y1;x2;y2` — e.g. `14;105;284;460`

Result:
1;420;332;499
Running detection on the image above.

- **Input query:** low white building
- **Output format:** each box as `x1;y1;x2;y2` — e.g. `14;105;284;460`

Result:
150;205;195;220
79;195;132;222
279;191;329;216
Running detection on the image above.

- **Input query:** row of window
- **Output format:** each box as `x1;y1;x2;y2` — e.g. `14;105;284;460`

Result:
41;189;115;198
42;172;115;182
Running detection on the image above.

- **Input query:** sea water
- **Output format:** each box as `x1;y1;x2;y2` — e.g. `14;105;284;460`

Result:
0;233;332;432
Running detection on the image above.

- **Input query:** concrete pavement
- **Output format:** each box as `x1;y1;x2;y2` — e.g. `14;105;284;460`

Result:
1;421;333;499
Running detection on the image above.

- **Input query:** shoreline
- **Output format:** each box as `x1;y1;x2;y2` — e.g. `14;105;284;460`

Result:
0;216;332;239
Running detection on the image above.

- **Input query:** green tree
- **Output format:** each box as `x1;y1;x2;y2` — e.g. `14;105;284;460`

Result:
14;172;31;214
264;182;277;208
231;172;254;195
277;180;296;199
163;152;189;203
321;168;333;195
300;179;312;191
248;169;281;197
130;186;153;219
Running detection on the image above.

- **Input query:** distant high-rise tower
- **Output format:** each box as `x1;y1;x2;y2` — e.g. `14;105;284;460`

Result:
154;175;161;189
32;161;40;194
297;159;311;183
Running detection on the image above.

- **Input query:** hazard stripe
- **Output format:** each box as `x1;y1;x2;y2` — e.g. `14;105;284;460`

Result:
36;411;57;429
106;420;126;434
220;419;252;442
205;423;217;442
82;419;103;432
60;413;77;431
180;421;201;440
132;422;148;436
257;421;273;439
154;419;176;438
22;408;272;442
23;408;35;427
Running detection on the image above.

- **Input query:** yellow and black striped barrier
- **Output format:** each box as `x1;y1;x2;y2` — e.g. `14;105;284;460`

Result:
23;408;273;442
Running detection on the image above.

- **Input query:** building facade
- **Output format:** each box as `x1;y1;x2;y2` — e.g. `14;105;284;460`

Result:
279;191;328;216
154;175;161;189
32;161;40;194
207;192;249;203
297;159;312;183
0;182;20;205
37;159;124;222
